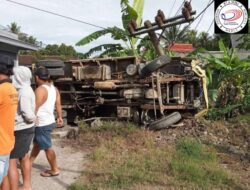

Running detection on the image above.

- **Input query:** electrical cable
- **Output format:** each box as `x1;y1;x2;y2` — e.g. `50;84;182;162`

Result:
5;0;107;30
206;19;214;33
6;0;150;42
185;0;214;29
168;0;177;17
174;0;185;16
194;0;213;30
159;0;194;43
6;0;214;45
170;0;214;44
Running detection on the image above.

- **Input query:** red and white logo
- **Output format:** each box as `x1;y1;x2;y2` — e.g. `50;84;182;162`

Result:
215;1;248;33
221;9;242;21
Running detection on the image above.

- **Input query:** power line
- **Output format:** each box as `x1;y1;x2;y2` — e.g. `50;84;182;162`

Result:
184;0;215;30
164;0;214;43
174;0;185;16
194;0;212;30
206;19;214;33
5;0;107;30
6;0;152;42
172;0;194;42
5;0;150;42
158;0;185;42
174;0;193;41
168;0;177;17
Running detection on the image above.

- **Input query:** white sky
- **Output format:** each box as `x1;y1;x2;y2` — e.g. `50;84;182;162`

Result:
0;0;249;53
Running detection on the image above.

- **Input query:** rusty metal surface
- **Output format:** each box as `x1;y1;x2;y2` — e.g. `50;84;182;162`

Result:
117;107;131;118
141;104;188;110
50;4;208;125
156;74;164;115
58;57;206;117
56;56;207;123
68;56;137;64
160;76;200;83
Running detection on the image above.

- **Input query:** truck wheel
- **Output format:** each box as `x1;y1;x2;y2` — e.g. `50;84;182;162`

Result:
148;112;181;130
37;60;64;68
140;55;171;78
48;68;65;77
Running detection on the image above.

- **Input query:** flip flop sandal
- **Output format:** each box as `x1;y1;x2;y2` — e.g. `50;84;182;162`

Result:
40;170;60;177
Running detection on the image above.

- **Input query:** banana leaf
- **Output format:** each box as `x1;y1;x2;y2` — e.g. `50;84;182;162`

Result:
76;27;127;46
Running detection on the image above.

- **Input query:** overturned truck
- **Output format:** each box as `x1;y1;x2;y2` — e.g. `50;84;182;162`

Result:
40;2;208;129
42;54;208;130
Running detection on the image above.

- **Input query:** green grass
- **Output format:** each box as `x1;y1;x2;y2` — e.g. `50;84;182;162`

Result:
69;122;240;190
170;138;233;189
78;120;137;137
84;131;171;189
235;112;250;124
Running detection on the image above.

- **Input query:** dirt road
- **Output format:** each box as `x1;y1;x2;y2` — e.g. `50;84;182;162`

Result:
30;139;86;190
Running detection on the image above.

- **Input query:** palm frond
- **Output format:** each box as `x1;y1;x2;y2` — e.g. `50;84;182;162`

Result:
76;27;127;46
84;44;124;57
100;48;130;57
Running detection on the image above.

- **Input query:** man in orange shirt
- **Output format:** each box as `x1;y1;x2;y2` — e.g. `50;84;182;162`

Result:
0;64;18;188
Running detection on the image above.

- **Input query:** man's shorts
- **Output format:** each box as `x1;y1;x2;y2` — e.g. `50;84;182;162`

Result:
0;154;10;184
10;127;35;159
33;123;56;150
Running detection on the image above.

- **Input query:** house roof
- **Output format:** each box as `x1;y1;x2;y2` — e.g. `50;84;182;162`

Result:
168;43;194;53
0;29;39;51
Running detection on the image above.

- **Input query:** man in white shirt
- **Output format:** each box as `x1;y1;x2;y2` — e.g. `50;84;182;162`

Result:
30;67;63;177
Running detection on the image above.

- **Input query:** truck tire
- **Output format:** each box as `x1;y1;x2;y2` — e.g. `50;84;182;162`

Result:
37;60;64;68
140;55;171;78
148;112;181;130
48;68;65;77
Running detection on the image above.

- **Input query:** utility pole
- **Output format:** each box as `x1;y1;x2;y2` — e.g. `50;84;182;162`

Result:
127;1;195;116
128;1;195;56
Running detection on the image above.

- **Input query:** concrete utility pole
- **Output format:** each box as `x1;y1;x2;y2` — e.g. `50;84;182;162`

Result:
128;1;195;55
144;20;165;56
127;1;196;116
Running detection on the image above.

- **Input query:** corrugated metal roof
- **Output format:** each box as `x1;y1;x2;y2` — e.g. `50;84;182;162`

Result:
0;30;39;51
168;43;194;53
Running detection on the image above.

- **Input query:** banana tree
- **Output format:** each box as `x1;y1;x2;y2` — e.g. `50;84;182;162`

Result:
203;40;250;116
76;0;144;57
